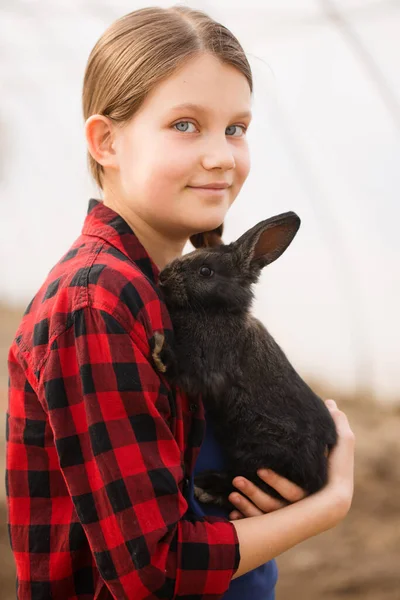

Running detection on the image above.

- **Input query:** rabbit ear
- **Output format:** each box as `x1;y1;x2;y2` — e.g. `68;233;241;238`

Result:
232;211;301;272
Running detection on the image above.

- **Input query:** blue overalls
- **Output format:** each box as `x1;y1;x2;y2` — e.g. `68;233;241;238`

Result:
187;408;278;599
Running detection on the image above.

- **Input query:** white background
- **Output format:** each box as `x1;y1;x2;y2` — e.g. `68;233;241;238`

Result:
1;0;399;401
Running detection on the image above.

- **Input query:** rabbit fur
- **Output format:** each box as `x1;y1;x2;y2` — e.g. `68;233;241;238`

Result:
155;211;338;512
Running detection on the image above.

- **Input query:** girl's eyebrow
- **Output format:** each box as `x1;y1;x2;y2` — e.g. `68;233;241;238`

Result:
168;102;252;120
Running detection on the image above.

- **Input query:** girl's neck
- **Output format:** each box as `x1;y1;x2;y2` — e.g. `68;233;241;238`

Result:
102;192;188;271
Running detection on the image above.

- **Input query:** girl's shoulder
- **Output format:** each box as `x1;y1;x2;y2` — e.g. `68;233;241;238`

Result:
12;232;172;371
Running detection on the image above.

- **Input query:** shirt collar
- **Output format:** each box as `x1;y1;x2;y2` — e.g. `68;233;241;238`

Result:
82;198;161;286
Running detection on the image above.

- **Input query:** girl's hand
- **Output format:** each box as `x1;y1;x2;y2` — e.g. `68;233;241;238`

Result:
229;398;355;521
229;469;307;521
228;471;308;520
319;399;355;515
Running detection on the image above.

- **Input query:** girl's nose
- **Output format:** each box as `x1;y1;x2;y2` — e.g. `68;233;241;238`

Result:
201;140;236;172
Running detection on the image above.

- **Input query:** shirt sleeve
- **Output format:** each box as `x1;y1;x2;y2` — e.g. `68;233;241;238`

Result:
40;305;240;599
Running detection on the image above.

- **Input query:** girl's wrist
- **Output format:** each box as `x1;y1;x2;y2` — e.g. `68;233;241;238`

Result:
312;486;353;529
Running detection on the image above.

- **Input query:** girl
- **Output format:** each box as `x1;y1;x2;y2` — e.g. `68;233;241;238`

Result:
6;5;355;599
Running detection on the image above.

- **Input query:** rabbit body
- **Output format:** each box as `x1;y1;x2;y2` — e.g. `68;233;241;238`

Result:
157;212;338;511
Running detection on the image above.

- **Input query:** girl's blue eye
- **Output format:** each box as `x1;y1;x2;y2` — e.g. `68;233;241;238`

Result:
225;125;246;137
174;121;197;133
173;121;246;136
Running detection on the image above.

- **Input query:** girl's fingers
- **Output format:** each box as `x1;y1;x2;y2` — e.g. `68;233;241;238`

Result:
229;492;265;517
229;509;244;520
255;469;308;503
230;477;289;513
230;469;307;511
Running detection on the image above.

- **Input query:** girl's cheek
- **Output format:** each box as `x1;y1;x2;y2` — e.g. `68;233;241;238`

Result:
237;150;251;182
162;152;198;180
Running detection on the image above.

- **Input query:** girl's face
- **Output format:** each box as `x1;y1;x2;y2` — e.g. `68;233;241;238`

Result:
105;52;252;241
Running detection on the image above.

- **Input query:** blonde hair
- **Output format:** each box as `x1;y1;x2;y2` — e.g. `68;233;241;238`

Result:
82;5;253;248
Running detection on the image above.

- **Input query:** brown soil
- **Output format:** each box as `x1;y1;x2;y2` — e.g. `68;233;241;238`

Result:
1;303;399;599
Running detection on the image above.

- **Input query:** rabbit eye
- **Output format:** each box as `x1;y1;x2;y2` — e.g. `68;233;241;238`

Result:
199;266;214;277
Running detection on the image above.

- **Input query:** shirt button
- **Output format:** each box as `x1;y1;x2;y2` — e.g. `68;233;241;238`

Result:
189;402;198;412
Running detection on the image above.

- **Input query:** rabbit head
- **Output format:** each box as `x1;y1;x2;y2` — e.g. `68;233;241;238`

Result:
158;211;301;313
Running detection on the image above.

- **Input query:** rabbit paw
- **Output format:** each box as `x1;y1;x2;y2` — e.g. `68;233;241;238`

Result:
152;331;178;376
152;331;167;373
193;471;232;508
193;485;223;505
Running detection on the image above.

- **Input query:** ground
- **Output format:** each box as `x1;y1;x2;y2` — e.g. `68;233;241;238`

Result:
1;303;399;599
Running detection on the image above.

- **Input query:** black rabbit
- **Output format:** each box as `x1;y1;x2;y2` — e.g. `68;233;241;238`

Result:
154;211;338;512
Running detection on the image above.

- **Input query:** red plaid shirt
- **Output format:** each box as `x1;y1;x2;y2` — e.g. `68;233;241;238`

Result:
6;199;240;599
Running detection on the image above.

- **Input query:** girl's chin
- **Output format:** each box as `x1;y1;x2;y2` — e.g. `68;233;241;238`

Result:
184;207;226;222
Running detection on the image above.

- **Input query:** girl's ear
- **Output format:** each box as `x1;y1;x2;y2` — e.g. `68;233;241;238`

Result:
232;212;301;273
85;114;118;170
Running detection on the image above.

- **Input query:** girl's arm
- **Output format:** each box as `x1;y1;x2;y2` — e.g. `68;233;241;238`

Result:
36;305;240;599
231;402;355;578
